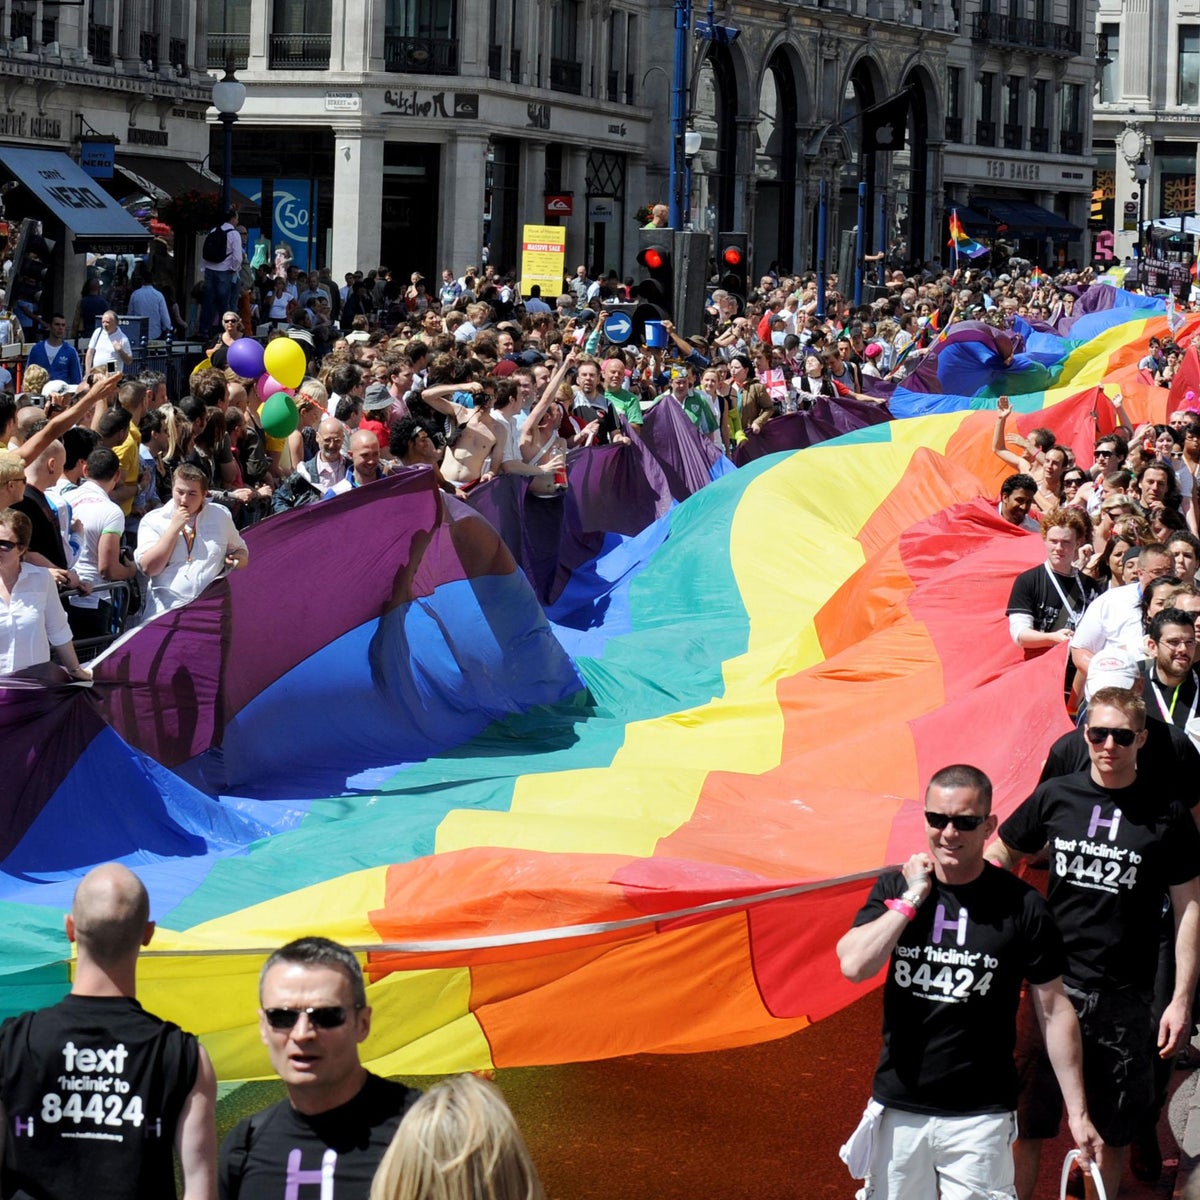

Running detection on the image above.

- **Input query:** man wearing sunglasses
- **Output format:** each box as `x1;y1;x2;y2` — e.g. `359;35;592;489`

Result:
837;765;1100;1199
219;937;418;1200
990;687;1200;1200
0;864;217;1200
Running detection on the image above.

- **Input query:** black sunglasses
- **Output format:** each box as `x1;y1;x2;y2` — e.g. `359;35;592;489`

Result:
1094;448;1116;457
0;539;20;552
263;1005;359;1031
925;812;987;832
1084;726;1138;747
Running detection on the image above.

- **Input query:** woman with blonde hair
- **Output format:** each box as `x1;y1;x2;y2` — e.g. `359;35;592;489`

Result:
369;1074;543;1200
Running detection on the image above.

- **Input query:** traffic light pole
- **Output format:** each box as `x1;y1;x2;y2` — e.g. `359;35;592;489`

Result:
669;0;689;229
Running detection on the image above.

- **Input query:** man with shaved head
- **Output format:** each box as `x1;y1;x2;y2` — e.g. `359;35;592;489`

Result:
0;864;217;1200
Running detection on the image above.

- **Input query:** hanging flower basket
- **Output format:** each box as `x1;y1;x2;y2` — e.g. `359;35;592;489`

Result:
157;189;223;233
634;203;660;226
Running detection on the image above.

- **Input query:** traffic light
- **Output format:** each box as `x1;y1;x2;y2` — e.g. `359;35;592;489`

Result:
633;228;675;331
8;218;55;334
716;231;749;314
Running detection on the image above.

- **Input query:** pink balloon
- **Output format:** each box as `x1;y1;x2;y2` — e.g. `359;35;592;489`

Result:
260;376;293;401
256;372;270;397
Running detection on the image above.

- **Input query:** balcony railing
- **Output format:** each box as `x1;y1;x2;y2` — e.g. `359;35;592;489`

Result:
87;22;113;65
1003;122;1022;149
550;56;583;94
206;32;249;70
970;12;1082;56
945;115;963;141
488;42;501;78
384;33;458;74
1060;130;1083;154
139;31;159;63
976;119;997;146
268;33;330;70
1030;127;1049;152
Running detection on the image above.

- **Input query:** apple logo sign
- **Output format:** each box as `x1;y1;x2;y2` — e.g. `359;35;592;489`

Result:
876;123;894;146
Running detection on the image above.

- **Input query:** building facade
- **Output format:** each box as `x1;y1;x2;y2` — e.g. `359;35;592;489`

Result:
939;0;1098;270
209;0;1100;283
210;0;656;282
1092;0;1200;270
0;0;214;310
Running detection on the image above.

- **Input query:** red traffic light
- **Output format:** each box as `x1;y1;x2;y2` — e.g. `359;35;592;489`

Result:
641;248;665;270
721;246;742;267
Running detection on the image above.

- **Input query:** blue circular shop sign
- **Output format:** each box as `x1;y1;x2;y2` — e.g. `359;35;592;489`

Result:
603;311;633;344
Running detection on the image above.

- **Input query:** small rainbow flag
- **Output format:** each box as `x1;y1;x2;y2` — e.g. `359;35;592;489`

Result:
1031;266;1044;287
947;210;989;259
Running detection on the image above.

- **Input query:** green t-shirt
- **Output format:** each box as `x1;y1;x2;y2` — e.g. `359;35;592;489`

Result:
605;386;643;426
680;390;719;435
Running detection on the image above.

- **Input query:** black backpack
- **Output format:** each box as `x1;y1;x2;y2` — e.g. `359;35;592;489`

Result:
202;225;228;262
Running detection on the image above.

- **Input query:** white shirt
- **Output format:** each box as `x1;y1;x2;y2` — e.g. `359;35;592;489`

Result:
87;325;131;368
69;479;125;609
1070;581;1144;661
0;563;72;673
135;500;247;620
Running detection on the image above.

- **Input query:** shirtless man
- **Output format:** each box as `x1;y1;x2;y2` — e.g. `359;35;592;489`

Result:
419;379;506;488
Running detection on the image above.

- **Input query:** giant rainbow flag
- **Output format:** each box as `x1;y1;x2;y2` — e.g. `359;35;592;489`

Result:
0;291;1194;1079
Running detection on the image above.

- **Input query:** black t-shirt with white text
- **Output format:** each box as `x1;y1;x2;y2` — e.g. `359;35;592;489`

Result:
0;994;199;1200
1039;723;1200;817
220;1073;420;1200
854;864;1064;1116
1006;563;1098;633
999;770;1200;992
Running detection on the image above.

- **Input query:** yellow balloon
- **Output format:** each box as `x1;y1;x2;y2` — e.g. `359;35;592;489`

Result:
262;337;306;389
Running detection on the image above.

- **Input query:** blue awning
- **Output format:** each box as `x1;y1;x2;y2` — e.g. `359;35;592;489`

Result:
0;147;151;253
945;204;996;232
973;199;1081;238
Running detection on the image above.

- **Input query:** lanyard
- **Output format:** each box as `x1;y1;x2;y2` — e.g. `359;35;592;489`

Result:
1043;562;1084;626
1151;675;1200;725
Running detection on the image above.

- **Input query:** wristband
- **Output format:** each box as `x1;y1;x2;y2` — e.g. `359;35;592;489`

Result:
885;898;918;921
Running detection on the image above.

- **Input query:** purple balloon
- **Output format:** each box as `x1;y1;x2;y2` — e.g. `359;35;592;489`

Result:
260;375;293;401
226;337;265;379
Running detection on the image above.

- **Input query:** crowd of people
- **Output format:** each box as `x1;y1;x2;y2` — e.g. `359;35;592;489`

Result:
5;236;1200;1198
838;328;1200;1200
0;864;545;1200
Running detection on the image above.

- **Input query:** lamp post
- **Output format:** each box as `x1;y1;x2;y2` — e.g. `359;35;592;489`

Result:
1134;155;1150;270
211;58;246;215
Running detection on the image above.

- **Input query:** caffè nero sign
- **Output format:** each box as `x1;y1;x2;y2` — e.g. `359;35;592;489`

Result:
0;113;62;139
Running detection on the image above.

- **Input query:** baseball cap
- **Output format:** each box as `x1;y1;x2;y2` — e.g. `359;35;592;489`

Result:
1084;649;1141;700
42;380;79;397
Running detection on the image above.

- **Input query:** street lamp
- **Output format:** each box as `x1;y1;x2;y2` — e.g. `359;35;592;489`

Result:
1134;155;1150;268
211;58;246;215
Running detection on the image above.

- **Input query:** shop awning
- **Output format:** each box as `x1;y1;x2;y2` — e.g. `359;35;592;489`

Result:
0;147;151;253
974;199;1082;238
1149;216;1200;236
945;204;996;232
114;154;259;219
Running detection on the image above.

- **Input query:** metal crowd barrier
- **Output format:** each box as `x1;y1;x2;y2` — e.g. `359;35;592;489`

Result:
59;579;136;661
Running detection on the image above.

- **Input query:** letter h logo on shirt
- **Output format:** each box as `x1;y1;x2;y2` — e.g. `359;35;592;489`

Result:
1087;805;1121;841
285;1148;337;1200
931;905;968;946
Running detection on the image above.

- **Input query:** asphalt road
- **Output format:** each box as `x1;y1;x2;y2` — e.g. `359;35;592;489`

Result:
495;989;882;1200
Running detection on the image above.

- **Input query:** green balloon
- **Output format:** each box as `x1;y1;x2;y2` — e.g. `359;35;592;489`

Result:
260;392;299;440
